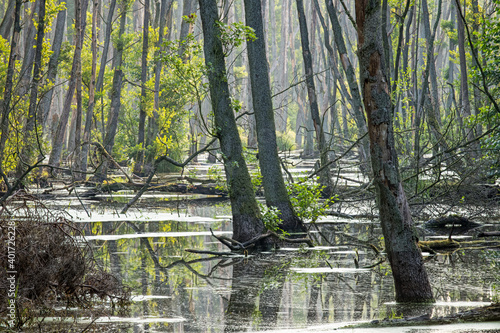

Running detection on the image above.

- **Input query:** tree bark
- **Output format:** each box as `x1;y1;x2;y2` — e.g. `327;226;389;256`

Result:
177;0;194;56
325;0;370;175
133;0;150;175
456;0;473;143
421;0;442;127
355;0;434;303
198;0;264;243
17;0;38;96
39;2;66;128
145;0;172;171
296;0;333;196
93;0;127;180
0;0;21;184
0;0;14;40
48;0;89;168
80;0;101;178
244;0;306;234
15;0;46;177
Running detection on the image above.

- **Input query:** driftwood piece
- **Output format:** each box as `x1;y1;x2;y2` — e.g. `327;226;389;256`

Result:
478;231;500;237
423;216;481;229
80;181;227;198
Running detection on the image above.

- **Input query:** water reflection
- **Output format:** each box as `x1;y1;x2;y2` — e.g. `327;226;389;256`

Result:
70;197;499;332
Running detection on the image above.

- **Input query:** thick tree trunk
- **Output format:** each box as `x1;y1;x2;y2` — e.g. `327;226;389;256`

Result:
355;0;434;303
198;0;264;243
296;0;333;196
325;0;370;175
15;0;46;177
244;0;306;234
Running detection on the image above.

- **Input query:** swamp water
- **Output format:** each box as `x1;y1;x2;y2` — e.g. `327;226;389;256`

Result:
52;187;500;333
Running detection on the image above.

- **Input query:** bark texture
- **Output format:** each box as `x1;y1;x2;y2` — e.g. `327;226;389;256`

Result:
244;0;306;234
0;0;21;182
93;0;127;180
133;0;150;175
80;0;101;177
15;0;46;177
325;0;370;175
355;0;434;303
39;3;66;128
198;0;264;243
48;0;89;168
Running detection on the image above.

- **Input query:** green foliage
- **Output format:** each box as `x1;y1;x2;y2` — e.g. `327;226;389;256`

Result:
258;203;289;239
207;165;227;191
287;176;335;223
473;1;500;89
276;131;296;151
216;21;257;56
258;203;282;232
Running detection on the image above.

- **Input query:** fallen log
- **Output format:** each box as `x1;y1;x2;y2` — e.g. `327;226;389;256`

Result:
423;216;481;229
478;231;500;237
418;238;460;253
80;181;227;198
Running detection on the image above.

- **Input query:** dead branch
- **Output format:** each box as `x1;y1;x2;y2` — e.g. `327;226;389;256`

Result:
184;249;240;256
120;137;218;214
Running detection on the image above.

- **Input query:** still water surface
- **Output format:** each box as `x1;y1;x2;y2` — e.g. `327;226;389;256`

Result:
63;191;500;332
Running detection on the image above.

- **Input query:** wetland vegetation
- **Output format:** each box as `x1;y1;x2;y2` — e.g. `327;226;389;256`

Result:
0;0;500;331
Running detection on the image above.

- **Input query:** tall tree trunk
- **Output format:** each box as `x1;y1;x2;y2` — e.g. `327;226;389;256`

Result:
421;0;442;126
15;0;46;177
39;3;66;128
296;0;333;196
355;0;434;303
311;0;339;147
0;0;14;40
145;0;172;171
80;0;101;178
325;0;370;175
420;0;448;157
276;0;289;132
471;0;482;139
17;0;38;96
456;0;473;142
244;0;306;234
446;1;457;113
198;0;264;243
179;0;198;164
0;0;21;184
48;0;89;168
93;0;128;180
177;0;194;56
133;0;150;175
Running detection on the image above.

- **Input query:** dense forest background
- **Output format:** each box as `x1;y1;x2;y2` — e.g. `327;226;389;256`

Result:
0;0;499;202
